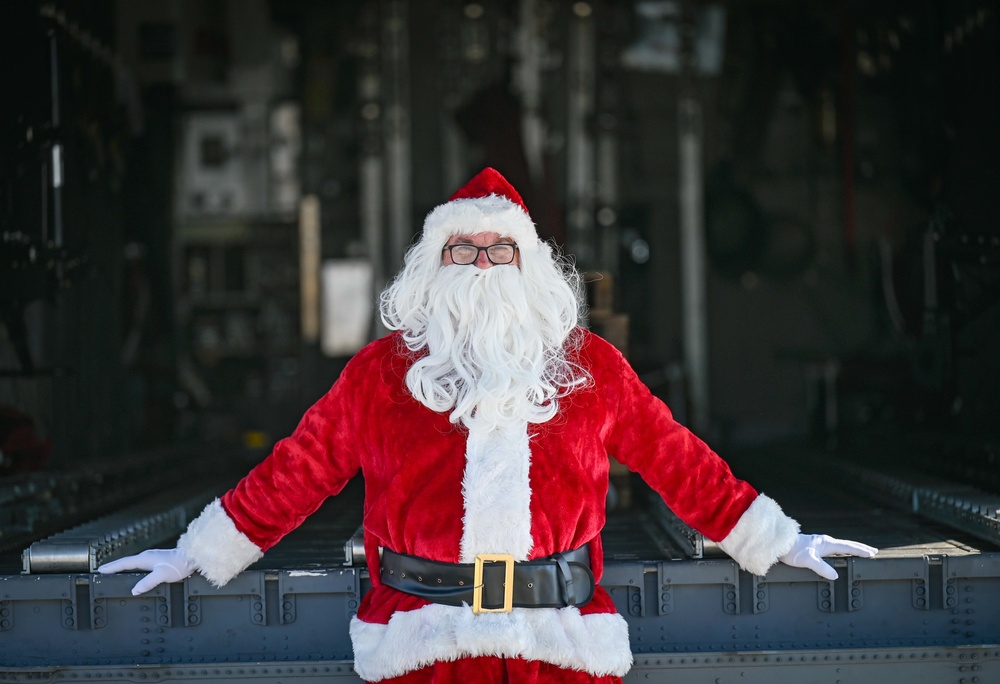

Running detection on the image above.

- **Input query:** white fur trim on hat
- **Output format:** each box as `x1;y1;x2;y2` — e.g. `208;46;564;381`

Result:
459;426;534;562
422;195;540;251
717;494;800;576
349;603;633;681
177;499;264;587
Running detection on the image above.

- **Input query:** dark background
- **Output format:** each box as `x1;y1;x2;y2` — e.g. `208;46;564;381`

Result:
1;0;997;489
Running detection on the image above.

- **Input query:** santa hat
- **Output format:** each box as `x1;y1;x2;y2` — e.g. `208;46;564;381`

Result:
421;167;540;250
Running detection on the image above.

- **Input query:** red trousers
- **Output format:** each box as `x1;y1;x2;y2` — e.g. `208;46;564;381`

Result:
376;656;623;683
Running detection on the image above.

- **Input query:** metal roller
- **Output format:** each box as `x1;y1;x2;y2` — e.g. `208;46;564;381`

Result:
822;457;1000;548
22;490;216;573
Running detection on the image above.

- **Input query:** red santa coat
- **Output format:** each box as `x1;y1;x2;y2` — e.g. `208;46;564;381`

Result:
177;330;799;682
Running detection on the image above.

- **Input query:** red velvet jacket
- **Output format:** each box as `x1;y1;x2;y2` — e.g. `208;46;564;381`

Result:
177;330;798;682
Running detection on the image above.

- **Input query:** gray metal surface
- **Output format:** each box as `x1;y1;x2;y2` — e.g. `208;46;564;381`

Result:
647;495;711;559
604;555;1000;654
0;568;361;663
0;445;234;560
22;490;216;573
627;647;1000;683
3;457;1000;681
1;553;998;681
678;94;709;435
819;456;1000;548
0;663;362;682
2;648;997;683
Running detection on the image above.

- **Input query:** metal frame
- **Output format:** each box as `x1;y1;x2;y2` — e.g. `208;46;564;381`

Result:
22;490;214;574
2;553;997;682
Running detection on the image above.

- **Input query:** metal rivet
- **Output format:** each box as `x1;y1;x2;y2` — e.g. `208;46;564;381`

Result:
527;582;533;588
400;573;406;578
437;579;442;584
417;576;423;582
459;581;465;586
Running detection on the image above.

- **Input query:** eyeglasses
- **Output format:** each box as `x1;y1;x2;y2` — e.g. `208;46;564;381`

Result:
442;243;519;265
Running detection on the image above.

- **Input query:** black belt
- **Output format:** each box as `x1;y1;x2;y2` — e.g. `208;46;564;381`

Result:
379;546;594;614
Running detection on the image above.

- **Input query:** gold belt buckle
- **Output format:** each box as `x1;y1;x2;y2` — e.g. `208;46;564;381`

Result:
472;553;515;615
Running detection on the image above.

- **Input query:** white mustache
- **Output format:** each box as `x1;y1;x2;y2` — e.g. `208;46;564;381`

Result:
408;265;579;433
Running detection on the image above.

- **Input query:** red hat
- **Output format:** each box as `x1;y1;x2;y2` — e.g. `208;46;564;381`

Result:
448;167;530;214
422;168;539;250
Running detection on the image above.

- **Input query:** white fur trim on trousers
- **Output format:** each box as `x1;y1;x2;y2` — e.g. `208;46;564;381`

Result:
349;603;633;682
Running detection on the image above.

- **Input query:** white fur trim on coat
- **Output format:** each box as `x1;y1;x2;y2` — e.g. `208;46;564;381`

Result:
177;499;264;587
422;195;540;251
459;427;534;562
349;603;633;682
717;494;800;576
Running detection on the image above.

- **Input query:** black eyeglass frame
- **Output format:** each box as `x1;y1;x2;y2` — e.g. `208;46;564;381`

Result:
441;243;519;265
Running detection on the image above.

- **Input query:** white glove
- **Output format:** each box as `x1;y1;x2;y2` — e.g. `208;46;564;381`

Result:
98;548;196;596
779;533;878;580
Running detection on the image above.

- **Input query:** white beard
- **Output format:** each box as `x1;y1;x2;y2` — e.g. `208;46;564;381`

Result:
379;241;587;560
380;247;587;435
407;265;578;433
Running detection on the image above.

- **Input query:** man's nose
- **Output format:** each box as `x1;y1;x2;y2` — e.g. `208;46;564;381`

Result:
475;250;492;269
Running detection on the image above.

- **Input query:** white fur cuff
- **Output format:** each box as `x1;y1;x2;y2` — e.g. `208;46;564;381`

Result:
177;499;264;587
349;604;633;682
717;494;800;576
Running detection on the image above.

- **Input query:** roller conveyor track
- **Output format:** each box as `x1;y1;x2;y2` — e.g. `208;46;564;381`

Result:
278;449;998;569
0;443;248;564
720;444;1000;555
817;457;1000;547
0;444;998;682
21;487;221;573
5;445;999;575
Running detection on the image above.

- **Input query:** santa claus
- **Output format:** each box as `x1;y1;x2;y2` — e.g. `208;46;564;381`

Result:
100;168;877;683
